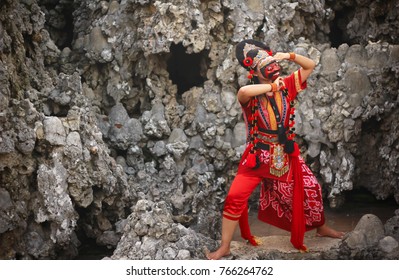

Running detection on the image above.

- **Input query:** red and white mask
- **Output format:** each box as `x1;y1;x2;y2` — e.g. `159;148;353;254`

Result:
258;57;281;81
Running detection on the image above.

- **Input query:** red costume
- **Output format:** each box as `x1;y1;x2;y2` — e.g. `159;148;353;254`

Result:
223;69;325;250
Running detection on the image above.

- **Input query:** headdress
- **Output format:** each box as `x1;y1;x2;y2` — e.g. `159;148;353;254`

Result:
235;39;273;70
238;41;275;82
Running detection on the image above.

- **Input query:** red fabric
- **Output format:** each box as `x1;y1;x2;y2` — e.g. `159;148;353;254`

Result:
223;158;269;217
257;157;325;232
223;213;240;221
239;204;251;238
285;70;307;101
289;143;306;250
245;152;257;168
238;204;260;246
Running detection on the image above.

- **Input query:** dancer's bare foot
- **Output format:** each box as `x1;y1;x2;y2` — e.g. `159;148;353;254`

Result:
316;224;345;238
205;245;231;260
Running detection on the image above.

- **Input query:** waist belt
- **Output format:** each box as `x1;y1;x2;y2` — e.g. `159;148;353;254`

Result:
258;127;279;134
255;142;270;150
248;129;281;144
257;128;289;143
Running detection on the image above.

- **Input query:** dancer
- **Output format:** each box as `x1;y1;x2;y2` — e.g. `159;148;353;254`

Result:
207;39;344;260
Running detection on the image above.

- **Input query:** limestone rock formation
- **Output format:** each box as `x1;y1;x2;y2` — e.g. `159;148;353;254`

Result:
0;0;398;259
339;214;399;259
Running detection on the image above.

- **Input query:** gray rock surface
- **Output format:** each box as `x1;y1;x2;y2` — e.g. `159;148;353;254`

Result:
340;214;399;259
344;214;385;249
227;235;341;260
378;236;398;254
384;209;399;241
0;0;397;259
109;199;218;260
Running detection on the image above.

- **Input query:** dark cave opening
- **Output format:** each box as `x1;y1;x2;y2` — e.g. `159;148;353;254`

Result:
167;43;207;96
328;8;356;48
60;6;75;49
342;188;397;222
76;237;114;260
74;205;116;260
255;18;267;41
39;0;75;49
361;116;380;133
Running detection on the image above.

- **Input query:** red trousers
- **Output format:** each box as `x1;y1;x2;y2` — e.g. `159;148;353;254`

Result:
223;173;266;220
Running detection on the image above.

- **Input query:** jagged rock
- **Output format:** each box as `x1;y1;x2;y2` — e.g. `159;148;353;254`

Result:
378;236;398;254
0;0;398;260
36;155;77;245
384;209;399;241
142;103;171;138
338;214;398;259
43;117;67;146
0;188;14;234
344;214;385;249
106;104;143;149
166;128;189;160
110;200;218;260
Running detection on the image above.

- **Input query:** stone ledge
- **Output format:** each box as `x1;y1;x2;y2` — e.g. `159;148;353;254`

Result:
224;235;342;260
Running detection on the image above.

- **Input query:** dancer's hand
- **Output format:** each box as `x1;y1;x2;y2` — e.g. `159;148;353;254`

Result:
273;52;290;61
274;77;285;90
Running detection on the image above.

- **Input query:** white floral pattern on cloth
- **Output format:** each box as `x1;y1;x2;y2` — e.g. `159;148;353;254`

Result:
241;148;271;166
259;157;324;226
258;149;271;164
